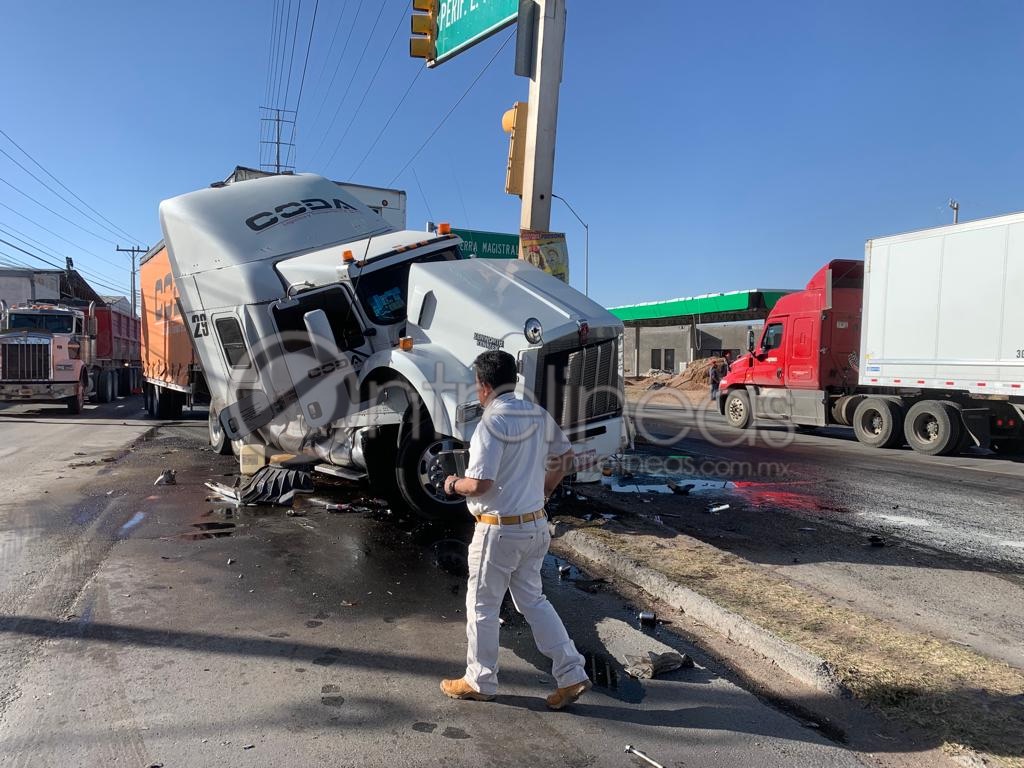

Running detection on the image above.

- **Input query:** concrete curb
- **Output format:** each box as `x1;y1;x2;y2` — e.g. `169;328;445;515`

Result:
554;527;848;698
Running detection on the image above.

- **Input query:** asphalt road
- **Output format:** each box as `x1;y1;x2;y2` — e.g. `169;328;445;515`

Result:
0;399;872;767
626;399;1024;668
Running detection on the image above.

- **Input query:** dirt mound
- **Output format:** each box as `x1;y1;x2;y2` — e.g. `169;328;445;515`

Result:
628;357;727;392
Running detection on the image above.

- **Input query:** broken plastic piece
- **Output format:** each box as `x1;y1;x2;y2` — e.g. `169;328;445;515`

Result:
154;469;176;486
708;503;730;513
624;651;692;680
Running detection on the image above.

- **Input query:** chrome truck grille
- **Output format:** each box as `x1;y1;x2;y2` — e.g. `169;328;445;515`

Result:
535;336;622;430
0;339;51;381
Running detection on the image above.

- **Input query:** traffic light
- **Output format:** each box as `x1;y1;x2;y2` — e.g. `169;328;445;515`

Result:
409;0;436;61
502;101;528;197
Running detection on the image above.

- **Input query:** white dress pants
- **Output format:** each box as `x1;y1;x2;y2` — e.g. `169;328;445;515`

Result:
463;518;588;696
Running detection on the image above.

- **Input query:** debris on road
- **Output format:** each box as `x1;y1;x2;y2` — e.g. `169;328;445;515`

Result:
868;534;886;547
227;558;235;566
558;563;572;578
638;610;656;626
667;480;695;496
624;744;666;768
205;465;314;506
628;650;695;679
153;469;176;486
708;503;730;513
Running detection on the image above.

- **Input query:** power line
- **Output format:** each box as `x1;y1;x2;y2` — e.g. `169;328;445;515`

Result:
307;0;349;115
411;166;434;222
310;0;385;165
0;144;131;245
389;30;514;186
0;226;129;293
282;0;304;110
273;0;295;109
307;0;364;143
264;0;283;109
0;174;118;246
0;128;142;243
294;0;321;118
0;201;125;271
324;1;410;170
349;66;423;178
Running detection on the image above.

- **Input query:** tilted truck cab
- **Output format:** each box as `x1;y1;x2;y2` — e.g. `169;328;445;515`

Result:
158;173;627;518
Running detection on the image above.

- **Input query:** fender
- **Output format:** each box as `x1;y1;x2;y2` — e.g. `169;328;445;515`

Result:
359;343;477;441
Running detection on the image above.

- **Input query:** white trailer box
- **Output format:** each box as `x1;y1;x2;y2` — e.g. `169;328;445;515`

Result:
862;212;1024;396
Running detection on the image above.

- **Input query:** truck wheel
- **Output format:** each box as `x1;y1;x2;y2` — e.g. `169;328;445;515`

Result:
66;383;85;414
395;419;468;522
723;389;752;429
155;388;183;420
904;400;962;456
144;384;156;417
831;394;863;427
96;370;113;403
852;397;904;449
208;406;235;455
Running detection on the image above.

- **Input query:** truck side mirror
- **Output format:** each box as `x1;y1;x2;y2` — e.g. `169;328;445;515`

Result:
303;309;340;365
747;328;755;353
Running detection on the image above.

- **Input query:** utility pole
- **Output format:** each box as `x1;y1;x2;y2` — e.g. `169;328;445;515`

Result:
116;245;147;318
948;199;960;224
519;0;566;233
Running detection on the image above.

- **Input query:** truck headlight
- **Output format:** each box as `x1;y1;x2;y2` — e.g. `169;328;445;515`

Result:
524;317;543;345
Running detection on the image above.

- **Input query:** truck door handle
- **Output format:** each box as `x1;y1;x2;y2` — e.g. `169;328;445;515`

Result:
776;368;783;379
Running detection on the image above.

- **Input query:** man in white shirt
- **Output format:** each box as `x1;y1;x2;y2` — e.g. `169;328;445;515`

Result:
440;350;591;709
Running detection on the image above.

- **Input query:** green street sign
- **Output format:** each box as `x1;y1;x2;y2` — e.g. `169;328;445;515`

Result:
434;0;518;66
453;228;519;259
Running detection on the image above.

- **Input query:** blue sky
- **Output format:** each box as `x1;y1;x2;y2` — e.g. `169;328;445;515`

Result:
1;1;1022;307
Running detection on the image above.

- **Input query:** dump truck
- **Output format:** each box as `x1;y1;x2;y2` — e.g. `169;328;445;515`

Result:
0;299;141;412
719;211;1024;455
151;172;626;518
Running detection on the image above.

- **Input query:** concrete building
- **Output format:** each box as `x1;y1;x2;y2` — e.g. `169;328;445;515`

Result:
610;289;794;376
0;267;104;307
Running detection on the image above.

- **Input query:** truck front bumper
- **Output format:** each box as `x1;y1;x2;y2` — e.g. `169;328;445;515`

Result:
0;382;78;402
565;414;627;473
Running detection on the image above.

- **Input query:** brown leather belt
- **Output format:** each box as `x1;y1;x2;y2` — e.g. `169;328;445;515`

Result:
474;510;546;526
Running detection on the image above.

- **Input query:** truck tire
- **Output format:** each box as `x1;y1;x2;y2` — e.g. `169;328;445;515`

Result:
154;387;183;420
723;389;752;429
66;382;85;414
96;370;113;404
144;384;156;417
904;400;962;456
208;406;235;455
853;397;904;449
831;394;864;427
395;417;469;522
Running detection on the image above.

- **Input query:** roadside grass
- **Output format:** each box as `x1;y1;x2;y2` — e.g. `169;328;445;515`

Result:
580;523;1024;767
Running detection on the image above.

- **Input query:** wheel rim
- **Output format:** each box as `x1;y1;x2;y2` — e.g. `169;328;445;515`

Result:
911;413;939;444
861;409;884;436
416;438;464;505
728;396;746;423
210;409;224;446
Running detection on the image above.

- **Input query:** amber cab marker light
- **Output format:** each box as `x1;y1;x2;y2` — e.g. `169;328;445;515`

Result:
438;222;451;235
399;336;414;352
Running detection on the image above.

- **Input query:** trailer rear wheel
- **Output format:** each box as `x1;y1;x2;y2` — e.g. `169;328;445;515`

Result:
904;400;962;456
853;397;904;449
723;389;752;429
154;387;183;420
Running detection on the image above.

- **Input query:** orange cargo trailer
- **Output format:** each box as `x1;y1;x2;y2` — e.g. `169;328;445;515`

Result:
139;242;208;418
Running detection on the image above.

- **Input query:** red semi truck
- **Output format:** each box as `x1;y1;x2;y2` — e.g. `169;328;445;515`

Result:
719;212;1024;456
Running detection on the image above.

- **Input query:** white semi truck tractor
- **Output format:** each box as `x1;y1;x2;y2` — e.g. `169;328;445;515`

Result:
158;173;626;519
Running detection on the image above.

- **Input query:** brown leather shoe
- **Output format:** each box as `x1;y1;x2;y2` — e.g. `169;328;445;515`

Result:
545;679;592;710
440;678;495;701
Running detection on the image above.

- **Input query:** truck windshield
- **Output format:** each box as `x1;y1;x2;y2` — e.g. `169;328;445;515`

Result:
7;313;74;333
355;247;463;325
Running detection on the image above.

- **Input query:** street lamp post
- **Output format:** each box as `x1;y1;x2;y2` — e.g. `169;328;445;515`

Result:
551;193;589;297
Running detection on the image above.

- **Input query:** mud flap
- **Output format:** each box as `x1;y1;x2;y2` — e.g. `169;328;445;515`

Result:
961;408;990;449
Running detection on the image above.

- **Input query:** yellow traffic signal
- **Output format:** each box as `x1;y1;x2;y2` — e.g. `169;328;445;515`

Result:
502;101;528;197
410;0;436;61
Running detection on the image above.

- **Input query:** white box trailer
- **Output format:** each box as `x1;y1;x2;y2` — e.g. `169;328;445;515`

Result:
862;211;1024;395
